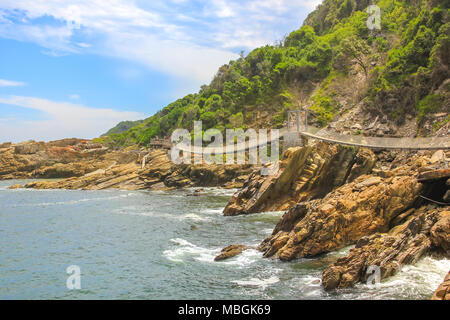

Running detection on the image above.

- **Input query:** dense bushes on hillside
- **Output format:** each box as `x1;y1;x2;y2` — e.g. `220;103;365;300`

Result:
100;0;449;147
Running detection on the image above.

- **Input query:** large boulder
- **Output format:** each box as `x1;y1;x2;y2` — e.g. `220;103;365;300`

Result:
14;141;46;155
322;207;450;290
431;272;450;300
224;143;376;216
258;173;423;260
214;245;250;261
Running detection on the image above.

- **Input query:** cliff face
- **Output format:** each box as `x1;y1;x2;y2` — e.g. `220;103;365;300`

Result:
224;143;376;215
0;139;132;180
220;144;449;292
258;173;423;260
102;0;449;148
2;141;253;191
322;206;450;290
432;271;450;300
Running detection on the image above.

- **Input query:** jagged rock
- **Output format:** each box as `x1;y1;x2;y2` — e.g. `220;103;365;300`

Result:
33;162;100;178
353;176;382;190
9;145;254;191
431;272;450;300
430;211;450;255
430;150;444;164
47;138;89;148
164;171;193;188
187;189;206;196
214;245;249;261
321;207;449;290
444;190;450;203
0;142;12;149
346;149;377;182
14;141;46;155
418;169;450;182
8;184;23;189
224;143;375;216
24;162;144;190
258;173;423;261
0;139;133;180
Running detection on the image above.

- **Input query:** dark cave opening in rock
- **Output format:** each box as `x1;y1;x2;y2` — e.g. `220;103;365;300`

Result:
419;178;449;206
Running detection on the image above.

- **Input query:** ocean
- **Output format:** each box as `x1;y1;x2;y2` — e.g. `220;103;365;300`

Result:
0;180;448;300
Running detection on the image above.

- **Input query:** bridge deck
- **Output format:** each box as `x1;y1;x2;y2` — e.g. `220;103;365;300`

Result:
298;128;450;151
164;123;450;154
173;127;449;154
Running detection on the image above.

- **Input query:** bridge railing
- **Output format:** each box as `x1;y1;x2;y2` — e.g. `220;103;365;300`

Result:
298;126;450;150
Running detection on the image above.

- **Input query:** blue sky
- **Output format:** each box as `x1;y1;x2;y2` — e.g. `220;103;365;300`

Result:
0;0;320;142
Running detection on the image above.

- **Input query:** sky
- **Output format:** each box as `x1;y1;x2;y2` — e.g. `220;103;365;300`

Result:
0;0;321;142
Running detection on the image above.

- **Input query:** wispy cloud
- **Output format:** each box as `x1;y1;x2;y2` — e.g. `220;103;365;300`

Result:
0;79;26;87
0;95;142;142
0;0;320;86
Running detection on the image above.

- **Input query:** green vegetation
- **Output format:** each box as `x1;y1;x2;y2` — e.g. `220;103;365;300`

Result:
101;120;144;136
103;0;449;147
417;94;444;121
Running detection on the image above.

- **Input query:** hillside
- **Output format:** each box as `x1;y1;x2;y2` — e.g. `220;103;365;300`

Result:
101;120;144;136
100;0;449;147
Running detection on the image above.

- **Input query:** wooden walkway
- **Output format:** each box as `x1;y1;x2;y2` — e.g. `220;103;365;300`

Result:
297;127;450;151
172;127;448;154
155;124;450;154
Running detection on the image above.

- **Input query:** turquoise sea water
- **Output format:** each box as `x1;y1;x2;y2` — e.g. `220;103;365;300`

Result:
0;180;448;300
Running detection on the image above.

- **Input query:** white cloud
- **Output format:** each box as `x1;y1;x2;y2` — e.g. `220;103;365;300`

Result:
0;95;143;142
104;31;238;83
0;0;318;86
76;42;91;48
69;94;80;99
0;79;26;87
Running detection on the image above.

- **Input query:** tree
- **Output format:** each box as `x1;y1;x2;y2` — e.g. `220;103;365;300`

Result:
340;36;371;77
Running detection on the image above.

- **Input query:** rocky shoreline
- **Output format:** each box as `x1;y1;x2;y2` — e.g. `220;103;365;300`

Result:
218;144;449;298
432;271;450;300
1;138;449;299
1;139;253;190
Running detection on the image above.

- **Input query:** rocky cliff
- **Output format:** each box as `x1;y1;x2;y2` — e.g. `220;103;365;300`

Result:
0;139;132;180
220;143;449;295
224;142;376;215
432;271;450;300
1;140;253;191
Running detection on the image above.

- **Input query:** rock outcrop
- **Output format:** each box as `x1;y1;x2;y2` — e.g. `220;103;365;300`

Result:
0;139;131;180
258;173;423;260
322;206;449;290
3;142;254;190
432;272;450;300
229;145;450;292
22;162;145;190
224;143;376;216
214;245;250;261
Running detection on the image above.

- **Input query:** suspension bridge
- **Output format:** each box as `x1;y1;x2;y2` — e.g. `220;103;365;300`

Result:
150;110;450;155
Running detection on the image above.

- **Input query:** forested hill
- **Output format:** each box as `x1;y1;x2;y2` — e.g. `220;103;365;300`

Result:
100;0;449;147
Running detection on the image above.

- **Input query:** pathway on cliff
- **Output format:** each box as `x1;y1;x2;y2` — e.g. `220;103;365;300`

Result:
173;125;450;154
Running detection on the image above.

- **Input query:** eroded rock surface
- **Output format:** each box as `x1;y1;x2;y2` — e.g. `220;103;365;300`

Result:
214;245;250;261
224;143;376;216
432;272;450;300
0;139;132;180
4;143;254;190
258;173;423;260
322;206;449;290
